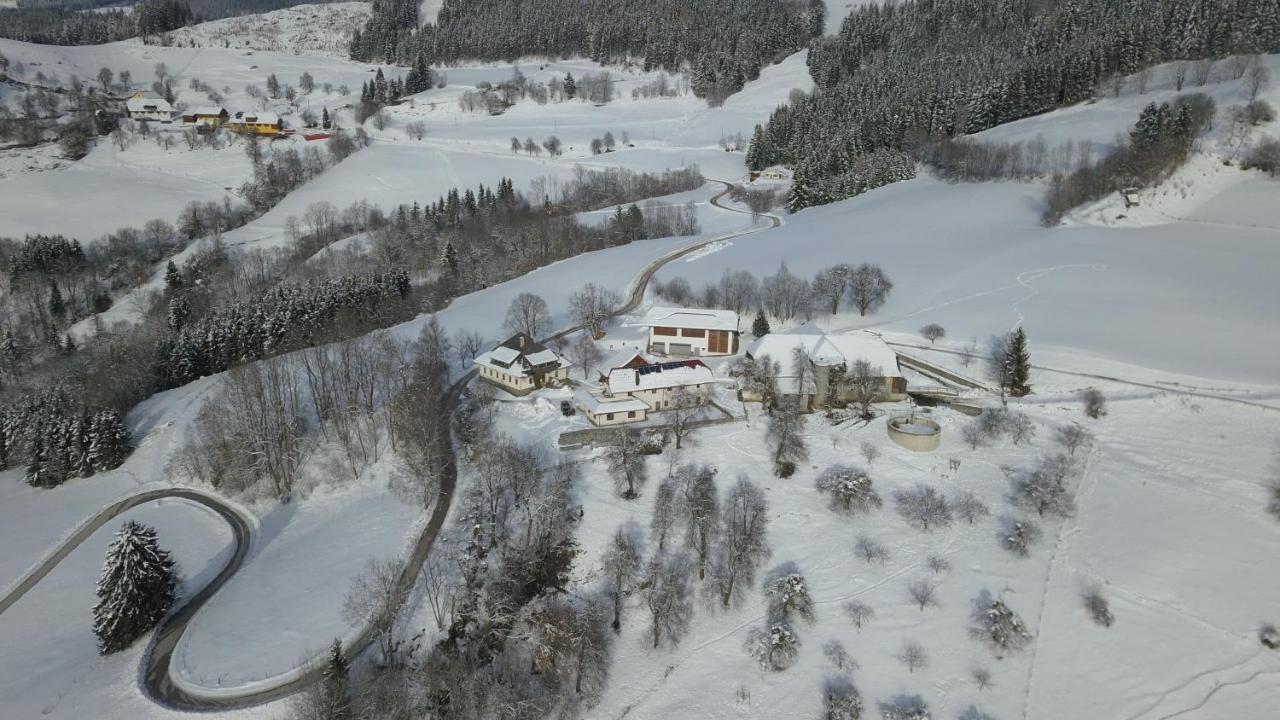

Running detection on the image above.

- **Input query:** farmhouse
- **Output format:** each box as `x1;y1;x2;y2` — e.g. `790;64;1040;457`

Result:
640;307;740;357
751;165;792;182
183;106;229;127
578;358;718;426
473;333;570;396
745;325;906;411
227;111;284;136
593;347;651;383
125;92;173;122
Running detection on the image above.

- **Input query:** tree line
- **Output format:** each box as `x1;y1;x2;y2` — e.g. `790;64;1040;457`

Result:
749;0;1280;211
350;0;823;105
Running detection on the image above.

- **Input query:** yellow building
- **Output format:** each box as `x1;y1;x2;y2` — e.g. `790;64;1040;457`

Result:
227;111;284;136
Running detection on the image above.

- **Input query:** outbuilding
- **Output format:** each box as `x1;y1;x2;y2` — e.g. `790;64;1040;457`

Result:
640;307;740;357
745;325;906;411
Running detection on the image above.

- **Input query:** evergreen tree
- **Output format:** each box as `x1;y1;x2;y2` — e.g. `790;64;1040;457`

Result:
564;72;577;99
164;260;183;292
320;639;351;718
92;520;177;654
746;124;770;171
48;281;65;321
1006;327;1031;396
322;107;331;129
752;310;771;338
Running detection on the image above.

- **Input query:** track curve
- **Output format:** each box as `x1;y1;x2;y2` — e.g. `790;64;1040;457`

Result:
0;178;784;711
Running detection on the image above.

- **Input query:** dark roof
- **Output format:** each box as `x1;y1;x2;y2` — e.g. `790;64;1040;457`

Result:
498;332;549;355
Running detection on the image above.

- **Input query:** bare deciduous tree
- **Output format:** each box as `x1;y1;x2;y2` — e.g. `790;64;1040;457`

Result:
954;491;990;525
568;331;603;379
849;263;893;316
823;639;858;672
605;427;648;499
1003;517;1042;558
843;600;875;629
920;323;946;344
710;477;771;608
971;665;995;691
764;563;815;624
823;676;863;720
503;292;552;339
894;485;953;531
568;283;621;338
926;554;951;574
667;387;702;451
342;557;407;664
969;594;1032;657
767;398;808;476
1081;387;1107;419
1054;424;1092;456
650;476;679;550
601;522;645;632
674;464;719;580
746;622;800;671
854;535;890;565
846;358;882;419
860;441;881;466
1083;586;1114;627
644;552;693;649
898;640;928;672
908;579;938;611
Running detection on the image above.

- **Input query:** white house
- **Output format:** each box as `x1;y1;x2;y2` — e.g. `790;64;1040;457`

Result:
640;307;741;357
744;325;906;410
577;358;718;426
753;165;792;182
473;333;570;396
125;92;173;122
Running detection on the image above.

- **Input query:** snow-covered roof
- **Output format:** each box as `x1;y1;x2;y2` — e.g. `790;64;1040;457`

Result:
576;390;648;415
607;359;716;394
126;94;172;112
641;306;739;332
231;111;281;125
747;326;901;394
190;106;227;116
472;333;568;378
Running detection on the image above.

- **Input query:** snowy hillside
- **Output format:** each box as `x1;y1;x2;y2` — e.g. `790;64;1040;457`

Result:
1;7;1279;720
157;2;371;58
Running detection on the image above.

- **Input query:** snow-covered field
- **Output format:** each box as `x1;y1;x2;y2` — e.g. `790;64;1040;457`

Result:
1;9;1279;719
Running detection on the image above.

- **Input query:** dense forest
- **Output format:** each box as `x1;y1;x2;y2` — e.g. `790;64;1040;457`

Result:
0;0;336;45
351;0;824;104
747;0;1280;210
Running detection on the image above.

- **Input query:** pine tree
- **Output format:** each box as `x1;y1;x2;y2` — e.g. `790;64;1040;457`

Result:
164;260;183;292
93;520;177;654
564;72;577;99
752;310;771;338
321;639;351;718
1006;327;1031;396
322;107;331;129
746;124;770;171
48;281;65;321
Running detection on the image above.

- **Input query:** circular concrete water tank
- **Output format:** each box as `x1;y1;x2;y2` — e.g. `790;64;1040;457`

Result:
887;415;942;452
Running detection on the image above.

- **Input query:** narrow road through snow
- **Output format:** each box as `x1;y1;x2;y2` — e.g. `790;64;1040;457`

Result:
0;179;783;711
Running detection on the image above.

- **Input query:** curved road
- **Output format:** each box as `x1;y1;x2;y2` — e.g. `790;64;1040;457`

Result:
0;179;783;710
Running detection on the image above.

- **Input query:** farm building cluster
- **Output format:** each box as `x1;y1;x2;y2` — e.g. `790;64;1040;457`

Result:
471;306;915;430
124;91;287;136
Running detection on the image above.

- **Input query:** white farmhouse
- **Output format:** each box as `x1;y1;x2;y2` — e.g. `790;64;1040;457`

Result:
473;333;570;396
577;358;718;426
125;92;173;122
640;307;741;357
745;325;906;411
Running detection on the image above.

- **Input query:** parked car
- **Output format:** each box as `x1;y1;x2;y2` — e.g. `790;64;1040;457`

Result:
560;400;575;417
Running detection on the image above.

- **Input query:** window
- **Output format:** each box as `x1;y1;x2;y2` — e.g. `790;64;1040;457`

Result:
681;328;706;338
653;326;678;336
606;413;614;421
628;411;636;418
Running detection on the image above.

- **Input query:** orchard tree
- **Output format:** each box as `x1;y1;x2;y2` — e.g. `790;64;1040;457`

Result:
920;323;945;344
710;477;771;608
92;521;178;654
644;552;693;649
849;263;892;316
601;523;645;632
767;398;808;477
815;464;881;515
969;595;1032;657
605;427;647;499
503;292;552;339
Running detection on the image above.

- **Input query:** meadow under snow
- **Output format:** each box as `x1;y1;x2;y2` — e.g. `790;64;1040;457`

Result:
0;8;1278;719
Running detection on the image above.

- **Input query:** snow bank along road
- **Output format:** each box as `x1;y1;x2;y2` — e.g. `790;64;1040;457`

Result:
0;180;780;710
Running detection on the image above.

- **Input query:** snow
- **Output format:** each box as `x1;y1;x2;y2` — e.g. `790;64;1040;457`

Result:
172;464;421;689
159;3;372;58
0;499;234;720
641;306;740;332
657;177;1280;386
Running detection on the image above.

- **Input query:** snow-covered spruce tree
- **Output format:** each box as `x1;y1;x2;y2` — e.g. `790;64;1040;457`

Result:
752;309;771;338
746;621;800;671
815;465;881;516
93;521;178;654
969;596;1032;658
1005;327;1031;396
